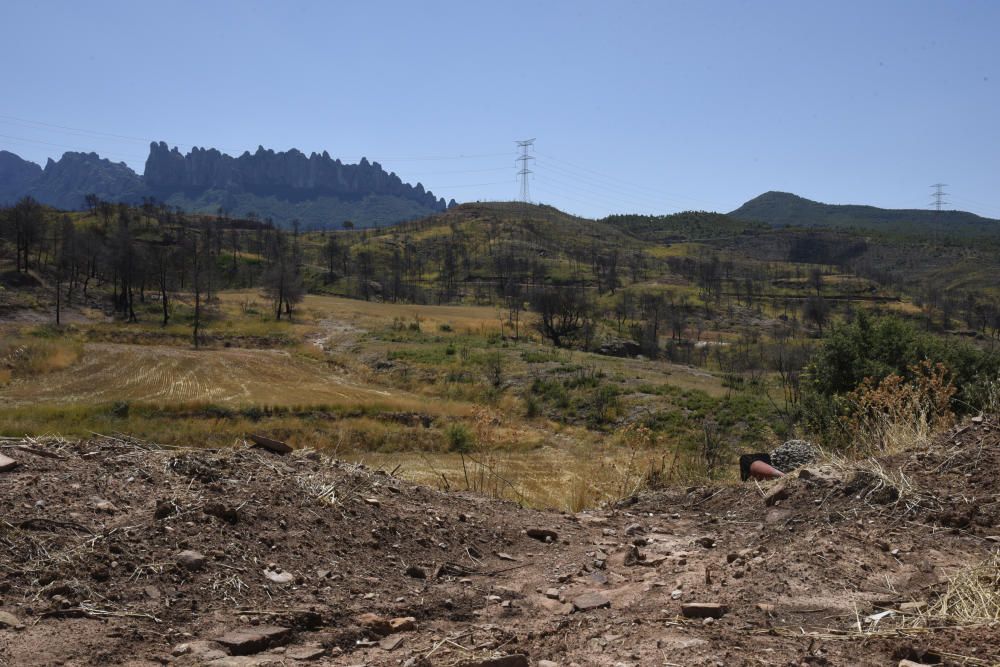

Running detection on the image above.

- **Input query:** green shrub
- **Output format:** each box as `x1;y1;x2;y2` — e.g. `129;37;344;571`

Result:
445;422;474;453
806;313;999;412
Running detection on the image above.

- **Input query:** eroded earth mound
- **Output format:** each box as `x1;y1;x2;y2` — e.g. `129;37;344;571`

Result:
1;417;998;666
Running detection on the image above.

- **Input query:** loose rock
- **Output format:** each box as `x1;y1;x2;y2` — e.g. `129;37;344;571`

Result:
264;568;294;584
0;453;18;472
527;528;558;542
389;616;416;633
458;655;529;667
176;550;207;570
357;612;391;636
0;611;24;629
572;591;611;612
287;646;326;660
681;602;728;619
214;625;292;655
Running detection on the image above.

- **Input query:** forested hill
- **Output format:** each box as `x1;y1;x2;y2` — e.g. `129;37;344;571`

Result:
730;191;1000;238
0;144;455;229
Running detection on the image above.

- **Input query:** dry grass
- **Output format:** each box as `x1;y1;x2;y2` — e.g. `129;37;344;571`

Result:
219;291;507;335
921;552;1000;625
359;421;703;511
840;361;956;457
824;453;939;515
0;338;82;383
0;342;468;416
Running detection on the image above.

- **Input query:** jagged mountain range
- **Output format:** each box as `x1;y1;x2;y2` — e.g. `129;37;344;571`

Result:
0;144;454;228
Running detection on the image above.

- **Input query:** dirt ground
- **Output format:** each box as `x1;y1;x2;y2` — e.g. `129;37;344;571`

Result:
1;417;998;666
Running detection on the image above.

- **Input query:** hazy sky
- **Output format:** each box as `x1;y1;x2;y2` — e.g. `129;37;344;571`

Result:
2;0;998;218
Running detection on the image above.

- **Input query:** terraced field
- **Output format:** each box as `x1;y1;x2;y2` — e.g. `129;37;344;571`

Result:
0;342;448;412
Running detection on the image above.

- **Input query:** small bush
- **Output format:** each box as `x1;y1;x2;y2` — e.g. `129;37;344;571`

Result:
838;361;956;455
445;422;474;453
524;393;541;418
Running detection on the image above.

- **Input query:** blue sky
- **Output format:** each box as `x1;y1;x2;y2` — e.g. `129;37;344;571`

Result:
2;0;998;218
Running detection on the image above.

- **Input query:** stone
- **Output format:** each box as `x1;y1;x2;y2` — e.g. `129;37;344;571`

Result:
545;588;561;600
204;502;239;524
389;616;416;632
756;603;776;614
538;661;559;667
763;482;790;506
154;499;178;520
680;602;728;619
0;453;20;472
899;661;934;667
458;655;529;667
539;597;574;615
527;528;558;542
93;498;118;513
287;646;326;660
0;611;24;629
624;523;645;535
357;612;391;636
797;465;840;486
176;550;207;570
495;552;516;561
248;434;293;455
623;544;643;566
695;536;716;548
572;591;611;612
379;635;405;651
215;626;292;655
171;643;192;656
264;568;294;584
185;640;227;659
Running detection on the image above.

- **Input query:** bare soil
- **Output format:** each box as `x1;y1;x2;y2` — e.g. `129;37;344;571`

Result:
1;417;998;666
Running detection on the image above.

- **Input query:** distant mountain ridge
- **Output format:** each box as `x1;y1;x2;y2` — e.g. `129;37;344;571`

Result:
0;144;454;227
730;191;1000;235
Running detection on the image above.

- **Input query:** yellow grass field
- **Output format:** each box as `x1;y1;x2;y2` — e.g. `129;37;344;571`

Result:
218;292;508;334
0;341;465;414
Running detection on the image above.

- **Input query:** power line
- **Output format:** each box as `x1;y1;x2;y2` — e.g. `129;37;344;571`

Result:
535;151;715;207
516;139;534;203
536;170;669;211
535;160;687;211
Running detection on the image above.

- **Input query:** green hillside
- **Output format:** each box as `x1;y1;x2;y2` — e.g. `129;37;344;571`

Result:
730;191;1000;239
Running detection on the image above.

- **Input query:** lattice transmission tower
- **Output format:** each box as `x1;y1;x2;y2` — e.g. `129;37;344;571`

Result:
516;139;535;203
929;183;949;212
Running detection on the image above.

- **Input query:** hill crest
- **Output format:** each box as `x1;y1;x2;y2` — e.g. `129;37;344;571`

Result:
730;190;1000;234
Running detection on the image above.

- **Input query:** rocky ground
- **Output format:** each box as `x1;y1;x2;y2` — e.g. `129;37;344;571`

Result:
1;417;998;666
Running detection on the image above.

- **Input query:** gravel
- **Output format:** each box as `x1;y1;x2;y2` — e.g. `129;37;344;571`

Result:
769;439;819;472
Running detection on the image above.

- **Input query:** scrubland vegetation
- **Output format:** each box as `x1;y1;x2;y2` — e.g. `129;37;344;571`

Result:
1;195;998;509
